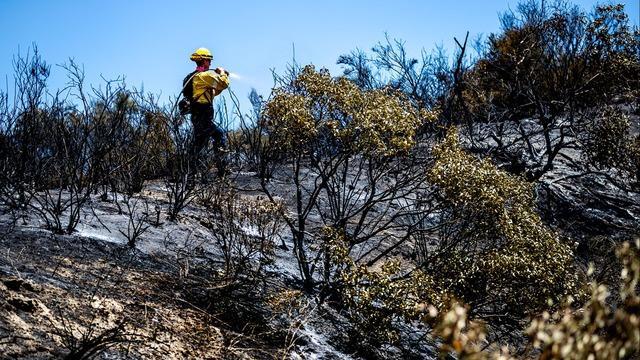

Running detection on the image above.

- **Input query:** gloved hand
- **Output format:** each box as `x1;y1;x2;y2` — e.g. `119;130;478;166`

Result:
214;67;230;76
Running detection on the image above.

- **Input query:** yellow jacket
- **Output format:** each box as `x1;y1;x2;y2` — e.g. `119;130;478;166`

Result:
192;71;230;105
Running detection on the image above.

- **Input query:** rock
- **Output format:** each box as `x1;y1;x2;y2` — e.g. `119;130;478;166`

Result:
7;295;39;313
2;277;39;292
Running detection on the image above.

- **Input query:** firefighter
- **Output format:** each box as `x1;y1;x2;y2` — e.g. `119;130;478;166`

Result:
183;47;230;176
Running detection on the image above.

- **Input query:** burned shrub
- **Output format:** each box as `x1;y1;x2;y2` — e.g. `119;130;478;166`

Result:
225;89;269;173
199;186;284;293
92;93;171;202
0;47;175;234
163;107;200;222
459;2;639;180
0;53;108;234
0;48;53;214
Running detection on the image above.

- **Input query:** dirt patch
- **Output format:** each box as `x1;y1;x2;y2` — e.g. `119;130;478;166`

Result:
0;230;285;359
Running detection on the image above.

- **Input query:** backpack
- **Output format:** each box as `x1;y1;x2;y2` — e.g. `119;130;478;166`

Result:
178;97;191;116
179;71;198;115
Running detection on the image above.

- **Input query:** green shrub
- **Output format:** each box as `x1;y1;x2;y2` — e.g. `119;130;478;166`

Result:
584;106;640;183
263;65;432;159
260;65;436;290
427;129;583;320
527;240;640;359
325;228;444;345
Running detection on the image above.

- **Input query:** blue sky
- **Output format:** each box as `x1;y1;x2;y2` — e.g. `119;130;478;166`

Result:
1;0;638;116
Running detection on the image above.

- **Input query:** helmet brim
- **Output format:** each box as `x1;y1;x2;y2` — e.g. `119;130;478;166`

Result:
190;55;213;62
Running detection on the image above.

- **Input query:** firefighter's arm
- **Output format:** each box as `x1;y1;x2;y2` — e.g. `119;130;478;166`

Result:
202;70;230;94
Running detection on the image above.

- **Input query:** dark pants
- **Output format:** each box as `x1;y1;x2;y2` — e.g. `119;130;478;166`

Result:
190;104;226;174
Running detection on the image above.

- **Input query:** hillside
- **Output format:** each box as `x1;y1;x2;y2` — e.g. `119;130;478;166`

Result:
1;1;640;359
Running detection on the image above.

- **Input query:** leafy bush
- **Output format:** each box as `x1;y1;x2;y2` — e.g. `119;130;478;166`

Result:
427;129;582;322
264;65;428;159
325;228;444;345
527;240;640;359
260;65;435;289
408;240;639;359
584;106;640;183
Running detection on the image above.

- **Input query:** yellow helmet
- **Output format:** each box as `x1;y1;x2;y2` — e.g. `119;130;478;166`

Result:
190;47;213;62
